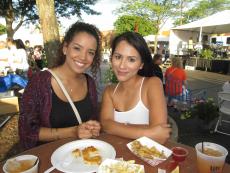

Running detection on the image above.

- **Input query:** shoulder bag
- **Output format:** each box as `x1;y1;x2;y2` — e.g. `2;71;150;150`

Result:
46;69;82;124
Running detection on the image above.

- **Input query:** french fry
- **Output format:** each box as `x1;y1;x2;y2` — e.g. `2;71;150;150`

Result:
131;140;166;159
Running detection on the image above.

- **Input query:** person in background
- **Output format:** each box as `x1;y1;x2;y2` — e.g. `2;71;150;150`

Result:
14;39;29;77
0;41;10;75
164;57;187;106
7;39;29;76
19;22;102;150
32;45;44;69
100;32;171;144
25;40;33;55
152;54;163;82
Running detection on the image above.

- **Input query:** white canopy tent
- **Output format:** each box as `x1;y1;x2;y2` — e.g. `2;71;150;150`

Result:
169;10;230;55
144;35;169;42
173;10;230;34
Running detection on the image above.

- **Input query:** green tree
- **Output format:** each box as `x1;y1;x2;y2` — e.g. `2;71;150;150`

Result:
115;0;180;53
36;0;59;67
114;15;156;36
0;0;37;39
0;24;6;35
0;0;100;66
174;0;230;25
0;0;100;39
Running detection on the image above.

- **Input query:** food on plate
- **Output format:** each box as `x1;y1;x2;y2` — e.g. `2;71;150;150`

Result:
72;148;81;157
131;140;166;159
99;160;144;173
72;146;102;165
82;146;102;165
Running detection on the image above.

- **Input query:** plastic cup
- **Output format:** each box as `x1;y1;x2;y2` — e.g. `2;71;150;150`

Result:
195;142;228;173
3;155;39;173
172;147;188;162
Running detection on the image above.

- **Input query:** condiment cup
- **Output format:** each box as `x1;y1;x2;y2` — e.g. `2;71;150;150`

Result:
3;155;39;173
171;146;188;162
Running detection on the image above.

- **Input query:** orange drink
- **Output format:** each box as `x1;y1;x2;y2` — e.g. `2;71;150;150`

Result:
195;142;228;173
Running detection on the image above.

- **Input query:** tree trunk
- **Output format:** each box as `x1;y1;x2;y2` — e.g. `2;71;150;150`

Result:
5;0;14;39
154;34;158;54
36;0;60;67
154;24;160;54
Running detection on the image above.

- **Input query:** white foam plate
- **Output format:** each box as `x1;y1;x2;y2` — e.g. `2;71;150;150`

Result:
51;139;116;173
98;159;145;173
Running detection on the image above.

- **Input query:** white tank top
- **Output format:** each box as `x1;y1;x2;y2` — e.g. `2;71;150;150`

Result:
113;78;149;125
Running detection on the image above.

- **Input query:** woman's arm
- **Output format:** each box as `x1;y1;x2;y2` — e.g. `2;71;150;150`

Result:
100;80;171;144
39;126;77;141
39;120;101;141
19;73;42;149
147;77;168;126
144;77;171;143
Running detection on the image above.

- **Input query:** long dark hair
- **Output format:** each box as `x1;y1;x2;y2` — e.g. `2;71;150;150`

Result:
111;32;154;77
53;22;102;79
15;39;26;50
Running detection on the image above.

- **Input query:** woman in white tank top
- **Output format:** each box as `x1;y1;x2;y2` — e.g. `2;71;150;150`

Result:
100;32;171;144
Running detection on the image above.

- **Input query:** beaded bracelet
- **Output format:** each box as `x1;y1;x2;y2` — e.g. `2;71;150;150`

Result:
51;128;60;140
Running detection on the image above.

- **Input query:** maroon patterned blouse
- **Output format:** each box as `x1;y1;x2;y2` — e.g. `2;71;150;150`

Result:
19;70;98;150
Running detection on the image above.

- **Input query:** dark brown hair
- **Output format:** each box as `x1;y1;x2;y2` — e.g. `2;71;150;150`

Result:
111;31;154;77
53;22;102;79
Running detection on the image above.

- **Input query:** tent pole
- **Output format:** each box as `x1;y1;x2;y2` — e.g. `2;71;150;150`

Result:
199;26;203;43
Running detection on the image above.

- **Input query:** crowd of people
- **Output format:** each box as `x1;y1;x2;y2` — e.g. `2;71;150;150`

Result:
0;38;45;79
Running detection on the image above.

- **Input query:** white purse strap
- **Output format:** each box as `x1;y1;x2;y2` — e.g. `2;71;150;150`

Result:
47;69;82;124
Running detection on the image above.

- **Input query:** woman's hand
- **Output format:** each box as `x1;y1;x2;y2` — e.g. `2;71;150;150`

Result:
77;123;93;139
77;120;101;139
145;124;172;144
85;120;101;137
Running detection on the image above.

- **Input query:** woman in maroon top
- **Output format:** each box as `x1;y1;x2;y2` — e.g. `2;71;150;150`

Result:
19;22;102;150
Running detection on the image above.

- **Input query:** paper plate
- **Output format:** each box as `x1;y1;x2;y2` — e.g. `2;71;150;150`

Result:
51;139;116;173
98;159;145;173
127;136;172;166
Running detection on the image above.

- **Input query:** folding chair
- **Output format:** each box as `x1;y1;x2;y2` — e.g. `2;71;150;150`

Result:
214;91;230;135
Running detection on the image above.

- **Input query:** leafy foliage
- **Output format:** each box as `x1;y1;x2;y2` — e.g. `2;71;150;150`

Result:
103;66;118;84
114;0;180;53
174;0;230;25
54;0;100;19
181;98;219;125
0;24;6;35
192;98;219;124
200;49;214;59
114;15;157;36
115;0;180;33
0;0;100;38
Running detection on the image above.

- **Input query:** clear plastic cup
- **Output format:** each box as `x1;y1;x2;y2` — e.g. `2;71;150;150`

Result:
195;142;228;173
